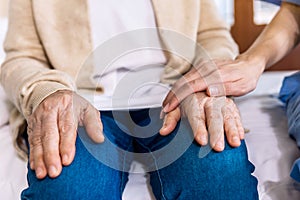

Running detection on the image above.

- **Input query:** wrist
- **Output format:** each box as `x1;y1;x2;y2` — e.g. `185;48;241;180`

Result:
236;53;266;75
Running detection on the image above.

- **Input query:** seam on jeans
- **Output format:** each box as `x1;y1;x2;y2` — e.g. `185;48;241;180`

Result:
134;139;167;200
120;144;132;199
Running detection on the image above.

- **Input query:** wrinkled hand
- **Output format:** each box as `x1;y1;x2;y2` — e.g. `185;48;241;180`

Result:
27;90;104;179
163;57;264;113
160;92;244;151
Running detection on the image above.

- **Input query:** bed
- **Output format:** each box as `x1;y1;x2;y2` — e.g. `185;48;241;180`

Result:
1;20;300;200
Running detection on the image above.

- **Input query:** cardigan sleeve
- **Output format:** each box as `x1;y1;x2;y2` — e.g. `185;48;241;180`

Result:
197;0;239;60
0;0;76;119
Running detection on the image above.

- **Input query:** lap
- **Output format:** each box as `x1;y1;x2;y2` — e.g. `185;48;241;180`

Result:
22;137;127;200
132;112;258;200
22;108;258;200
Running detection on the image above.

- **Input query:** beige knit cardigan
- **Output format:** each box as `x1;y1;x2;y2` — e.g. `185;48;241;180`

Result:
0;0;238;158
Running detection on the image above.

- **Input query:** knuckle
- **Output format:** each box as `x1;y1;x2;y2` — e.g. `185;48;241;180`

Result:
61;94;72;105
223;113;233;121
41;131;59;143
249;79;257;90
59;121;75;135
29;135;42;147
240;87;248;95
208;112;221;120
43;151;59;164
42;100;55;111
60;141;74;150
190;80;198;90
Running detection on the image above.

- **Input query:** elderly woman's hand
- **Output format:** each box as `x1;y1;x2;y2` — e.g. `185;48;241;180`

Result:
160;92;244;151
27;90;104;179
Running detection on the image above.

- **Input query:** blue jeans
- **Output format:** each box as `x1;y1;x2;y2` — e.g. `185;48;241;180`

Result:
21;108;258;200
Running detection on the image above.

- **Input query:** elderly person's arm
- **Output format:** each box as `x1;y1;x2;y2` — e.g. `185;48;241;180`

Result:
1;0;103;179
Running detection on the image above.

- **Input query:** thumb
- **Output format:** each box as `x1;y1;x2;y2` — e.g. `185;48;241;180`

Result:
207;83;226;97
82;105;104;143
159;107;181;136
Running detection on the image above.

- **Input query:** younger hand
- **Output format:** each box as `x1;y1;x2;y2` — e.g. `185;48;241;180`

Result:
163;57;264;113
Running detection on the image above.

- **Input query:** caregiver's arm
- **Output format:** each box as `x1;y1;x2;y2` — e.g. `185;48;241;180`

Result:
163;2;300;112
162;0;238;112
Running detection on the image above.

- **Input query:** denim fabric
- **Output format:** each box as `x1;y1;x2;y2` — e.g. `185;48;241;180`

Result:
279;71;300;182
283;0;300;5
21;108;258;200
261;0;281;5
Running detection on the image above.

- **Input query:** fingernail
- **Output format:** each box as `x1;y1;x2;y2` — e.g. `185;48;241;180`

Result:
159;122;167;132
30;161;35;169
62;154;69;164
99;134;105;142
232;136;239;143
49;165;58;176
160;109;165;119
216;141;223;149
36;167;43;177
163;103;170;113
199;135;207;144
208;86;219;96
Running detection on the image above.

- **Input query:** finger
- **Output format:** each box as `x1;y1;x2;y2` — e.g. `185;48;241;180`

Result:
205;98;225;152
163;60;224;112
223;81;255;97
30;136;47;179
82;105;104;143
237;119;245;140
206;83;226;97
187;106;208;146
159;107;181;136
27;118;47;179
41;111;62;178
163;62;217;112
162;68;200;108
214;59;233;67
231;102;245;139
222;106;241;148
164;78;208;113
27;120;35;170
58;105;77;166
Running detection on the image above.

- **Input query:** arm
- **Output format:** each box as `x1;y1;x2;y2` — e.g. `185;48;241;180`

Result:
161;0;243;149
242;2;300;70
163;2;300;110
1;0;76;118
163;0;239;112
1;0;103;179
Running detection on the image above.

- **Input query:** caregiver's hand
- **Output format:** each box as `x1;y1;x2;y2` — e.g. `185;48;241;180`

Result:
27;90;104;179
160;92;244;151
163;57;264;113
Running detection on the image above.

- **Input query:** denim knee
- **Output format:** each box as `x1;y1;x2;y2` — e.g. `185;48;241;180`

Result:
150;140;258;200
21;137;128;200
